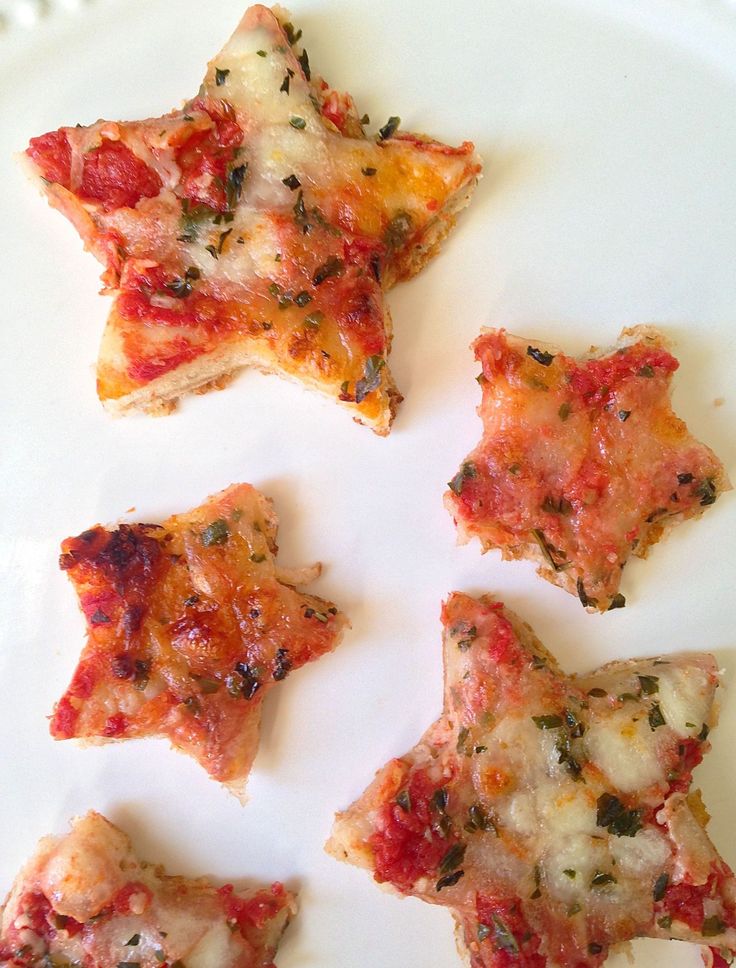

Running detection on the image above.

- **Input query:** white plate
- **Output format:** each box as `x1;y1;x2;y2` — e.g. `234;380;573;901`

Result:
1;1;735;966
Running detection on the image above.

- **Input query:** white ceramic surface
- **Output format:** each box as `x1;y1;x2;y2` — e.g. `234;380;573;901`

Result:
1;1;735;966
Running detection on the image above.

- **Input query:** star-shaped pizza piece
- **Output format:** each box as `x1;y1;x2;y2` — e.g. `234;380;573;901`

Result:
328;592;736;967
52;483;348;796
24;4;480;435
445;326;730;610
0;811;294;967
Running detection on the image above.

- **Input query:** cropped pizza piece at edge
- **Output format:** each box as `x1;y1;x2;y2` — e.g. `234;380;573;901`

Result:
327;592;736;968
52;483;348;798
23;3;481;434
445;326;730;611
0;811;295;967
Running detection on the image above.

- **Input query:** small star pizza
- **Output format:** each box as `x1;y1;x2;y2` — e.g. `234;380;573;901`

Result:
52;484;348;796
328;592;736;968
24;4;480;434
445;326;730;610
0;811;294;967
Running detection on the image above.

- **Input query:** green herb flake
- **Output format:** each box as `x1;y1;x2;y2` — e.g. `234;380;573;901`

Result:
596;793;643;837
304;310;325;328
588;943;604;955
438;843;466;876
698;723;710;742
587;687;607;698
591;871;617;887
298;48;311;80
435;869;464;891
396;789;411;812
256;49;267;57
638;364;655;378
638;674;659;695
378;116;400;140
558;402;571;421
249;553;266;563
491;914;519;954
362;166;378;176
526;345;555;366
280;73;291;94
154;952;165;964
201;519;230;547
313;255;344;286
607;593;626;610
618;410;631;422
702;916;726;937
289;116;307;129
532;714;563;730
448;462;477;496
576;577;598;609
215;67;230;86
531;528;570;573
282;174;301;191
282;21;302;44
431;788;448;812
653;872;669;902
477;923;491;942
695;478;717;507
384;211;413;250
657;915;672;930
563;869;576;879
355;355;386;404
360;114;370;125
226;163;248;210
649;703;666;730
126;935;141;946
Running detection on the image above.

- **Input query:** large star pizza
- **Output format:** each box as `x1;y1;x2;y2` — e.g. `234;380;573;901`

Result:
0;811;294;967
24;4;481;434
52;483;348;796
445;326;730;610
328;592;736;968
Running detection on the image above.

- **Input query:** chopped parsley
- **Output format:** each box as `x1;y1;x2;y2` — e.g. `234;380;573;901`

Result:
448;462;477;496
215;67;230;86
653;872;669;901
362;166;378;176
596;793;643;837
526;345;554;366
532;714;563;730
312;256;344;285
298;48;311;80
282;174;301;190
201;519;229;547
378;116;401;140
289;116;307;129
648;703;666;730
355;355;385;404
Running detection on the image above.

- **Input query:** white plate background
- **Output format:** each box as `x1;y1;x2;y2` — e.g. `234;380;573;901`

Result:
0;1;735;966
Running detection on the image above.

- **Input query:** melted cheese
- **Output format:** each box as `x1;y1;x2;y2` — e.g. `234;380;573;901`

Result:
585;707;666;794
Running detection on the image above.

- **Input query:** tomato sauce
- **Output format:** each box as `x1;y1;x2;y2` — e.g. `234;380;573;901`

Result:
370;769;458;892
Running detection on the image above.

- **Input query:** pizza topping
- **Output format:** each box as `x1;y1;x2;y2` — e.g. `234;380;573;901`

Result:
51;484;348;794
446;328;730;610
328;593;736;967
0;813;295;967
378;116;401;140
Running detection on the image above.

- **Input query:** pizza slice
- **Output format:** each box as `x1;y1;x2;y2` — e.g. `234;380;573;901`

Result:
24;4;481;434
445;326;730;610
52;483;348;796
0;811;294;967
327;592;736;968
